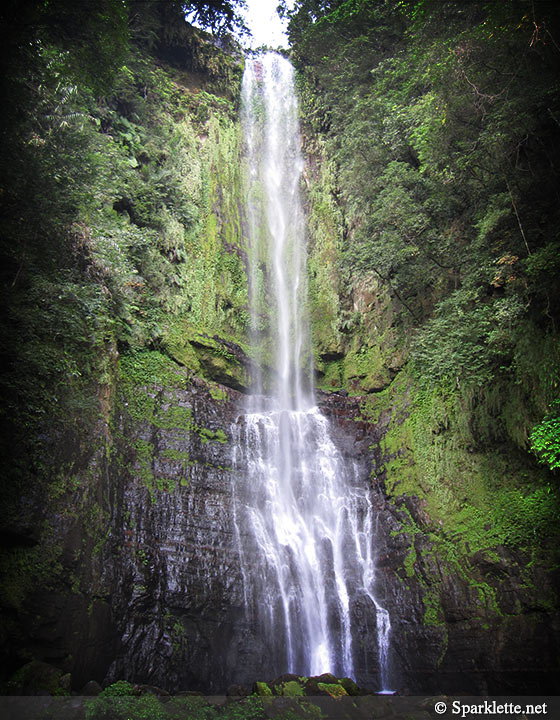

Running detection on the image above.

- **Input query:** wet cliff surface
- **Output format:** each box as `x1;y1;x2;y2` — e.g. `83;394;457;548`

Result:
103;373;559;694
104;367;388;693
106;373;244;692
1;2;559;697
2;359;558;695
321;391;560;695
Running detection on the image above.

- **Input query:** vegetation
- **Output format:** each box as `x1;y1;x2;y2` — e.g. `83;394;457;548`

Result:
530;400;560;471
0;0;247;507
290;0;560;392
0;0;247;688
285;1;560;639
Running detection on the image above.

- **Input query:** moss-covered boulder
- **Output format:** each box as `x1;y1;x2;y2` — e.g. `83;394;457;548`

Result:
252;681;273;696
261;674;366;698
316;682;348;698
4;661;70;696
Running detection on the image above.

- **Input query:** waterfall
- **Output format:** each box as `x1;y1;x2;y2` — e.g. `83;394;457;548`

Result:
233;52;392;691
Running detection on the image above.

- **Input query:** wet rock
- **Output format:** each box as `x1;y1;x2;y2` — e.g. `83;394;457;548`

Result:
252;681;273;696
338;677;360;696
7;362;558;697
59;673;72;694
80;680;102;696
134;684;170;696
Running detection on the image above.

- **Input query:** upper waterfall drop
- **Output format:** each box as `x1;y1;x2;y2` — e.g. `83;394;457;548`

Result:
234;51;393;691
241;52;312;410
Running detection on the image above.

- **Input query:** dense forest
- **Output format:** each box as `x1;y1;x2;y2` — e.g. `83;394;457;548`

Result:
0;0;559;706
289;0;560;566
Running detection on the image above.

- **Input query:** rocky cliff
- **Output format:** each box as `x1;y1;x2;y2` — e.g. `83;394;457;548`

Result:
1;1;558;697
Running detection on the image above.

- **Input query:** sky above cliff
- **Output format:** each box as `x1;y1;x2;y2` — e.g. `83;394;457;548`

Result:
242;0;291;48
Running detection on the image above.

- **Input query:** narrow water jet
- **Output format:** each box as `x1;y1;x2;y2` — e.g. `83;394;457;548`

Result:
233;52;392;691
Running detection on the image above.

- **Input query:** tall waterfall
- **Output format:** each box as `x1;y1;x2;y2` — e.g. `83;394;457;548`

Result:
233;52;392;690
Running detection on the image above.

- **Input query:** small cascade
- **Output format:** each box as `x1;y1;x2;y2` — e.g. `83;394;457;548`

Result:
233;51;393;690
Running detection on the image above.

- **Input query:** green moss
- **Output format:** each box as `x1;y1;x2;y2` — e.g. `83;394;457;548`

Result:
403;544;417;579
170;619;187;654
161;448;191;463
343;344;391;392
254;681;273;697
422;584;444;627
120;351;182;389
379;373;559;560
209;383;228;402
0;538;63;610
131;438;156;498
316;682;347;698
472;582;504;617
161;319;202;373
307;138;344;358
198;426;228;444
316;359;344;392
276;680;305;697
154;405;194;431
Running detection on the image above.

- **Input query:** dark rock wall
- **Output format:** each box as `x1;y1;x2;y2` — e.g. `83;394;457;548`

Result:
320;392;560;695
2;365;558;694
96;374;559;694
104;374;245;692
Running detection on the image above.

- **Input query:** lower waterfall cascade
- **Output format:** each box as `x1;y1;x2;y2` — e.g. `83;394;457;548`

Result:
232;51;393;691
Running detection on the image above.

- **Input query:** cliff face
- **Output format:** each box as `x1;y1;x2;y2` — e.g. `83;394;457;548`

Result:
101;371;559;694
303;153;560;692
320;393;559;694
295;0;560;690
1;4;559;697
5;355;557;694
0;16;252;692
105;369;243;692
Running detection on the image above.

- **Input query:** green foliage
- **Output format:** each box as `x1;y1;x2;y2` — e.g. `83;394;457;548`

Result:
253;681;273;696
120;351;182;389
85;683;167;720
0;0;248;479
292;0;560;458
86;693;277;720
98;680;136;696
0;1;249;671
182;1;249;39
378;377;560;555
316;682;347;698
530;401;560;471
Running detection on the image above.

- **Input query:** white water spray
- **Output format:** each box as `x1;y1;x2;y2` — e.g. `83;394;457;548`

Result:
233;52;392;690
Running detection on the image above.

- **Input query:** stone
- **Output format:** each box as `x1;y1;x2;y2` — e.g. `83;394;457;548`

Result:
5;661;66;696
80;680;102;696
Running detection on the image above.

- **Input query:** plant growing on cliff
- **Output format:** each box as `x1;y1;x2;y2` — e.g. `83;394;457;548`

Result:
530;401;560;471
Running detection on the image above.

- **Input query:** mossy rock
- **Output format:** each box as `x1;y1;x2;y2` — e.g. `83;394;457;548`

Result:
4;661;69;696
270;673;302;696
191;345;247;392
313;673;338;684
339;677;360;696
303;673;338;696
278;680;305;697
253;681;273;696
316;682;348;698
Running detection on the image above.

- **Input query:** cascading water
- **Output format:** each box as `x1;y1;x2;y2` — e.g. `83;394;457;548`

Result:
233;52;392;691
